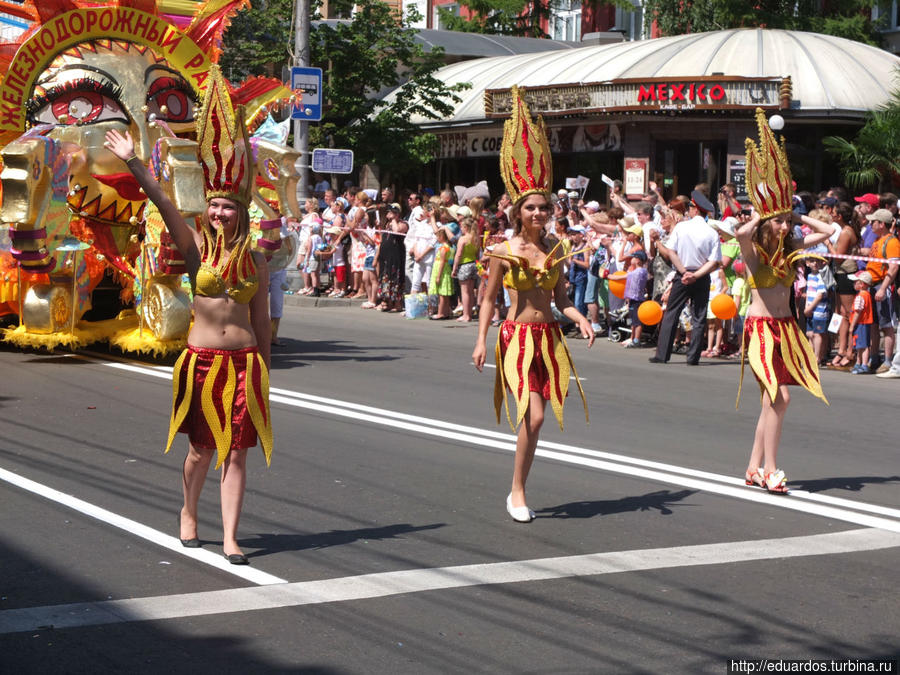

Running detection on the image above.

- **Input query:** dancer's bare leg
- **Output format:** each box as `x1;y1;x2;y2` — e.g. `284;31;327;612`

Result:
181;443;214;540
510;391;546;508
221;448;248;556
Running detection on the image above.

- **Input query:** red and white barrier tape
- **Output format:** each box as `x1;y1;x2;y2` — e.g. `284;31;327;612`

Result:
819;252;900;264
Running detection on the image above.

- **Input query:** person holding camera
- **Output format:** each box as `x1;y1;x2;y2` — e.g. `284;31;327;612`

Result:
718;183;741;218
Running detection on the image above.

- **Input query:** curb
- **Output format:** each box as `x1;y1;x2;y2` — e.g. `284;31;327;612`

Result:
283;293;355;308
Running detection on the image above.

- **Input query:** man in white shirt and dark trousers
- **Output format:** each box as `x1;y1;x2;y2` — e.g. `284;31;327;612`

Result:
649;191;723;365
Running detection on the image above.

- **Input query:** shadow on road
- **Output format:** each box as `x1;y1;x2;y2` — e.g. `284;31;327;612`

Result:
242;522;445;559
789;474;900;493
270;337;405;370
536;489;698;519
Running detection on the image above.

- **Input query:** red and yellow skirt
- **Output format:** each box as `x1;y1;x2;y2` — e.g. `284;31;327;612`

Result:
165;345;273;469
738;316;828;406
494;320;589;431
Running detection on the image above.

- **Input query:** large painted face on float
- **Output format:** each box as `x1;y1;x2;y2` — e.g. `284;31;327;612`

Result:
26;41;196;226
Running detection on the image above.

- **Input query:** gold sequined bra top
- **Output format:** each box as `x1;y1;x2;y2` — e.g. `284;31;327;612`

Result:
489;240;576;292
195;228;258;304
746;243;823;289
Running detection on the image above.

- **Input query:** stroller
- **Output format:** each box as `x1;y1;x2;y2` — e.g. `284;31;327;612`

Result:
606;305;632;343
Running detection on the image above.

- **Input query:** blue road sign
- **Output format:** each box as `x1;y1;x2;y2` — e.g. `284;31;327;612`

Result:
290;66;323;122
312;148;354;174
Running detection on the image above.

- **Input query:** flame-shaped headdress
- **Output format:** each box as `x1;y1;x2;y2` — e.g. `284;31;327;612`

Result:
500;86;552;205
745;108;793;220
196;64;254;207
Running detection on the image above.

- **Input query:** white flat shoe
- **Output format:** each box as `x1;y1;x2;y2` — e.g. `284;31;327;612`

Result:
506;494;534;523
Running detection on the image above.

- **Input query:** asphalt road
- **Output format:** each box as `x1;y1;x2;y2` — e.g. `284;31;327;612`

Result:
1;302;898;674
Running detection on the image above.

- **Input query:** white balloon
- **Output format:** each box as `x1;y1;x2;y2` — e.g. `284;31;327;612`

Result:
768;114;785;131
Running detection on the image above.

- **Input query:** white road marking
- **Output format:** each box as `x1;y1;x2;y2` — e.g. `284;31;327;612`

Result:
1;527;897;635
0;467;286;586
96;357;900;533
11;353;892;589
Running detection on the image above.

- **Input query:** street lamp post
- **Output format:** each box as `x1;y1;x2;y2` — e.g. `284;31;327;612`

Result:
293;0;310;201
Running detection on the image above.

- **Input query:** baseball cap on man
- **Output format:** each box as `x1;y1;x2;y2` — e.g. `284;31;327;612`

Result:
817;196;838;207
866;209;894;224
854;193;879;207
849;271;874;285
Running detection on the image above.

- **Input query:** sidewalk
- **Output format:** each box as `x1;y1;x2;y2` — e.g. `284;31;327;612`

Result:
283;268;358;309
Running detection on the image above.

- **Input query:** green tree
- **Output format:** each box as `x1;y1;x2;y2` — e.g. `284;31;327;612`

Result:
437;0;551;37
823;70;900;192
642;0;881;45
219;0;294;81
309;0;468;183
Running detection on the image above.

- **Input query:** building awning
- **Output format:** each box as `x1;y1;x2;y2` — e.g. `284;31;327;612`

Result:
387;28;900;127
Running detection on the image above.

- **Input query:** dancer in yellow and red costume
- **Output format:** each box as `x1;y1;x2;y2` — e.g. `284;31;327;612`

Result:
735;108;833;495
0;0;300;354
105;64;274;565
472;86;593;523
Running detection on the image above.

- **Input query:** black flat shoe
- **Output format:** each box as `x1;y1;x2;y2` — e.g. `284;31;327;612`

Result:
648;356;666;363
224;553;249;565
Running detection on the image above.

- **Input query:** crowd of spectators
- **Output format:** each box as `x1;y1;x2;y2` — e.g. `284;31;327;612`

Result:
279;174;900;379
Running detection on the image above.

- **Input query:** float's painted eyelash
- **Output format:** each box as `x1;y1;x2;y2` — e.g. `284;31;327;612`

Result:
147;76;196;104
26;77;124;119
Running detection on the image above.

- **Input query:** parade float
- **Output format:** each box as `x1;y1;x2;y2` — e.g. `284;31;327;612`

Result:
0;0;300;355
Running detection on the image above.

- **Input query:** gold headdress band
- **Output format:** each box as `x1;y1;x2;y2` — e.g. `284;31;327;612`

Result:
196;64;254;207
745;107;793;220
500;86;552;205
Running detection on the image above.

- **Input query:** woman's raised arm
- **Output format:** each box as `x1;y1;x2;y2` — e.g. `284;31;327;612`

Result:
104;129;200;275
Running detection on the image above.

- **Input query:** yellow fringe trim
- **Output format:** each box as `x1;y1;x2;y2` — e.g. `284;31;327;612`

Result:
493;323;589;432
737;317;828;408
1;317;124;351
245;352;273;467
201;354;236;470
166;349;197;454
109;327;187;357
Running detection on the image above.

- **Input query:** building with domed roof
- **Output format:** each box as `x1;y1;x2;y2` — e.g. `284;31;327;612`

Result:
388;28;900;197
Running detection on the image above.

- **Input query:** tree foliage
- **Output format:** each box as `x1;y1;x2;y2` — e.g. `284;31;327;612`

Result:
437;0;551;37
823;70;900;192
220;0;468;182
309;0;468;181
219;0;294;81
643;0;881;44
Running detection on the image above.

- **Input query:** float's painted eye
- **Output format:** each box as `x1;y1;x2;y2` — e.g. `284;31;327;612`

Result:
147;76;195;123
27;78;126;126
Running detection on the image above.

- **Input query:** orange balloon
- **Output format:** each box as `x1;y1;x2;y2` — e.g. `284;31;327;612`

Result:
637;300;663;325
608;271;627;299
710;293;738;320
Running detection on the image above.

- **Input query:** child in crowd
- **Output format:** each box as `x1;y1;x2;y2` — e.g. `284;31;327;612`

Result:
804;258;830;365
303;224;324;297
623;250;648;348
729;262;752;359
429;226;455;320
848;271;874;374
703;266;728;357
327;198;349;297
